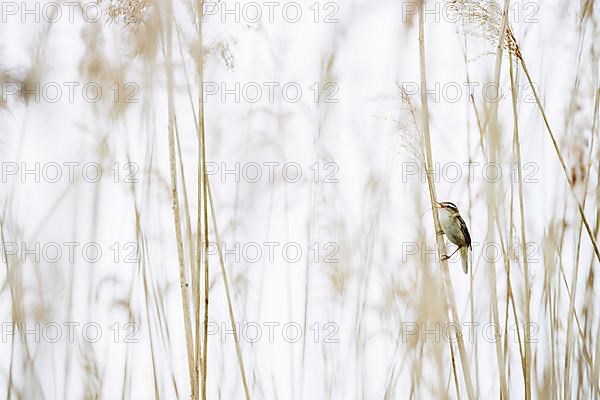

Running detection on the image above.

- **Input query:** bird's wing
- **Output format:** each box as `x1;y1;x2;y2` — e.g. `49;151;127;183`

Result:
457;215;471;249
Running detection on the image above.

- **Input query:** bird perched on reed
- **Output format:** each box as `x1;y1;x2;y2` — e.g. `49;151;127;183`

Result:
436;201;471;274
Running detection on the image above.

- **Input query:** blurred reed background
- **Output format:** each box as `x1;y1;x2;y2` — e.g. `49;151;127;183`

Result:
0;0;598;399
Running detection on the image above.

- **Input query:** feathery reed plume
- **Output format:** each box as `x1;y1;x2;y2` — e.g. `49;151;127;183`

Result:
397;85;426;164
100;0;152;25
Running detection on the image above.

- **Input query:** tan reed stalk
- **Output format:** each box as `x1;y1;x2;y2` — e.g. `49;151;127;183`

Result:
517;57;600;263
555;246;600;395
163;0;197;397
563;85;599;399
199;68;210;400
587;89;600;396
187;2;211;399
174;26;202;388
174;119;199;315
510;28;600;395
200;49;210;400
126;166;161;398
504;161;514;361
206;179;251;399
483;0;511;396
463;10;525;396
417;3;475;399
175;9;249;395
508;49;531;398
459;32;480;396
470;78;528;394
449;338;460;399
192;18;205;400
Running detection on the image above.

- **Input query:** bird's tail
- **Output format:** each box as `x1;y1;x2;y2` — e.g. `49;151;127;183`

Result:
460;247;469;274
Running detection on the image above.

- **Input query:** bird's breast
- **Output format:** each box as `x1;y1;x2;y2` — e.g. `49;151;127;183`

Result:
439;212;465;246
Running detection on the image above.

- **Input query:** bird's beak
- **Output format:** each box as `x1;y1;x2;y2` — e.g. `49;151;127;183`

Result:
435;202;442;208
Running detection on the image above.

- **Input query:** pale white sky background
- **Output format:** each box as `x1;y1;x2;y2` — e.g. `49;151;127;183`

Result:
0;0;599;399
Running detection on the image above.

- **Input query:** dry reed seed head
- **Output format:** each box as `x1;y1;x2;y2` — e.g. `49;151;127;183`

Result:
80;343;102;399
127;4;161;60
6;60;47;105
98;0;153;25
403;0;424;29
0;69;21;109
79;24;107;81
447;0;522;60
397;84;425;163
189;36;236;76
541;221;560;301
505;26;522;60
78;23;142;119
208;40;236;71
568;138;587;187
187;35;205;76
217;41;235;70
5;267;25;325
412;270;447;348
96;0;161;60
326;258;350;298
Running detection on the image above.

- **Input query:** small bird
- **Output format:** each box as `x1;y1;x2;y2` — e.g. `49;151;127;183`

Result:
436;201;471;274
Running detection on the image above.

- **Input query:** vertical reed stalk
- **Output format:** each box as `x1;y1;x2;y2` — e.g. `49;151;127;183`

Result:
164;0;197;398
485;1;510;397
207;180;251;399
417;3;474;399
200;78;210;399
508;50;531;397
187;2;211;399
518;58;600;263
199;21;210;400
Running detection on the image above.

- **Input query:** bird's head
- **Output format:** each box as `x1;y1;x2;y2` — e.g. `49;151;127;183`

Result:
436;201;460;216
